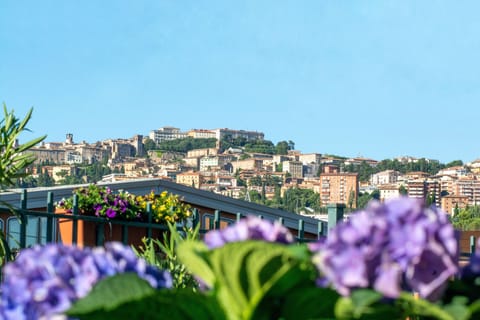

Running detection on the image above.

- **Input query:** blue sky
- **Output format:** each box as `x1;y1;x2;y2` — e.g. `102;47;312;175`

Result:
1;1;479;164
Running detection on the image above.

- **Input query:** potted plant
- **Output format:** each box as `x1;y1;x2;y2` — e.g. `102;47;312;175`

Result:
55;184;192;247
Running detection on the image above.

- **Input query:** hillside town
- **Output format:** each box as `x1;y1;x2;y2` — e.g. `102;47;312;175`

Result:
24;126;480;216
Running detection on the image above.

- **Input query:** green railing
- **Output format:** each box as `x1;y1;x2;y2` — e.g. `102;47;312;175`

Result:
0;190;335;262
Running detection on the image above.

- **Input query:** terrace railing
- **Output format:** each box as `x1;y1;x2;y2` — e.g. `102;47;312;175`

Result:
0;190;338;262
0;190;476;269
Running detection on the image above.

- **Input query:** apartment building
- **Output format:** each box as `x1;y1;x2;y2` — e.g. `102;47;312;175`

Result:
467;159;480;174
344;157;379;167
149;126;187;144
187;148;219;158
437;175;457;196
319;172;359;208
182;157;200;170
199;155;234;171
407;179;440;207
378;184;401;202
441;195;469;215
282;161;304;179
303;163;321;178
298;153;322;165
232;159;265;172
453;177;480;206
404;171;430;180
437;166;468;177
186;129;217;139
176;171;202;188
212;128;264;141
370;170;402;186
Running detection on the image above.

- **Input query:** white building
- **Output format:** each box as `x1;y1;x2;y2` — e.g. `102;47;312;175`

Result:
370;170;402;186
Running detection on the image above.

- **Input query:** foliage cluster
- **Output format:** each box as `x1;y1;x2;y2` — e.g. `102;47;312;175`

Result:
343;158;464;182
0;105;46;189
451;205;480;230
133;222;200;290
56;184;192;224
156;137;217;153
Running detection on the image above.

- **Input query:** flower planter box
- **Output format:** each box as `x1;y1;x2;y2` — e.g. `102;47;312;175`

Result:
55;209;164;248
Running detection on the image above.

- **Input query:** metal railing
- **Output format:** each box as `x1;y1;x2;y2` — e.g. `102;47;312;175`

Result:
1;190;475;270
0;190;333;261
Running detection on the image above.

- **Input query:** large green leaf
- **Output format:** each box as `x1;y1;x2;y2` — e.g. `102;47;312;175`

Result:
335;289;403;320
67;273;155;316
280;286;340;320
67;273;225;320
176;240;216;287
178;240;317;320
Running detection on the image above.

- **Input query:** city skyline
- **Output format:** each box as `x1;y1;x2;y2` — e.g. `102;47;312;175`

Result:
2;2;480;164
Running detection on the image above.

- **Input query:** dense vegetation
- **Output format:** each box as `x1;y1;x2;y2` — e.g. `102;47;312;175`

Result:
343;158;464;182
451;205;480;230
155;137;217;153
153;136;295;155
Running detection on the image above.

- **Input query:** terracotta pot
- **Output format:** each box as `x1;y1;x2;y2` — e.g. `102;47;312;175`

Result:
56;209;94;248
55;209;165;248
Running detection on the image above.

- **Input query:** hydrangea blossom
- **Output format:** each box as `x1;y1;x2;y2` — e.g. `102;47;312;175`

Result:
310;197;458;300
204;215;294;249
0;242;172;319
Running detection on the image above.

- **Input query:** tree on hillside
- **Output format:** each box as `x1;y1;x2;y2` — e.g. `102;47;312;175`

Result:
275;141;290;155
143;138;157;151
445;160;463;168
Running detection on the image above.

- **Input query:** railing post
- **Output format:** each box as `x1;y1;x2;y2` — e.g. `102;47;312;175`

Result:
191;208;199;229
46;192;54;243
146;202;152;240
236;212;243;222
317;221;324;239
72;194;79;245
214;210;220;230
278;217;284;225
470;235;476;255
122;224;128;245
94;195;105;246
19;189;27;249
327;203;345;234
297;219;304;242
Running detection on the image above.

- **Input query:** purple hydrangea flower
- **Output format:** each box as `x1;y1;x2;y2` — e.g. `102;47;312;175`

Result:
204;215;294;249
310;197;458;300
0;242;172;319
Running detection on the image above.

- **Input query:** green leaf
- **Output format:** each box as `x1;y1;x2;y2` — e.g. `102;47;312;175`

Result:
176;240;216;287
70;282;224;320
67;273;155;316
335;289;403;320
280;286;340;320
443;296;470;320
206;241;315;320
